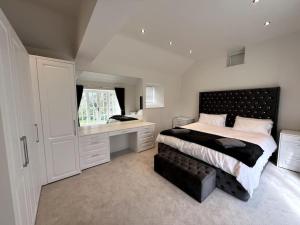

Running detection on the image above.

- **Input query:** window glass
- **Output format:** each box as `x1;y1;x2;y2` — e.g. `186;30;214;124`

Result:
146;86;155;105
78;89;121;126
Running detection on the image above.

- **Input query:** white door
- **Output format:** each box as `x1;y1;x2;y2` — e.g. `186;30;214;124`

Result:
37;58;80;183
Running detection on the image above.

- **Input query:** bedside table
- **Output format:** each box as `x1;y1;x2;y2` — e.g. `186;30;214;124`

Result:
278;130;300;172
172;116;194;128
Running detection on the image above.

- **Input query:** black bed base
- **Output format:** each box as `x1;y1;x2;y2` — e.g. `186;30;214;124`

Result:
158;143;250;201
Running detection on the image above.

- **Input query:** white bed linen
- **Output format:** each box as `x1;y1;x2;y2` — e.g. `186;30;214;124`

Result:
156;122;277;196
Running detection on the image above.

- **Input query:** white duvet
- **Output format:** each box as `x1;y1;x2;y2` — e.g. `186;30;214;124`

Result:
156;122;277;196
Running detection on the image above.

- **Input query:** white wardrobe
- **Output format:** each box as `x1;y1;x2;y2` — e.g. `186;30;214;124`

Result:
0;10;80;225
30;56;80;184
0;10;42;225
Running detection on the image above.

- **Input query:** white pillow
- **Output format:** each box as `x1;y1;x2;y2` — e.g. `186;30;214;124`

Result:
233;116;273;135
198;113;227;127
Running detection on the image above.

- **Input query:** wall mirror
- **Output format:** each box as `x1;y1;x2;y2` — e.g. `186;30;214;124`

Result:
76;71;143;127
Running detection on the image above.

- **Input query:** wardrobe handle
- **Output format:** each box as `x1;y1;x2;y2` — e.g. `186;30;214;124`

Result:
34;123;39;143
24;136;29;166
20;136;28;167
73;120;76;136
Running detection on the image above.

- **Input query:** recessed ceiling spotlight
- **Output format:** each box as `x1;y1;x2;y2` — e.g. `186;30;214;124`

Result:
189;49;192;54
141;28;145;34
169;41;173;46
252;0;260;3
264;21;271;26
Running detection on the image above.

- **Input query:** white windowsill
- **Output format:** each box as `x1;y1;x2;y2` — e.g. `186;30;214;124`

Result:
145;105;165;109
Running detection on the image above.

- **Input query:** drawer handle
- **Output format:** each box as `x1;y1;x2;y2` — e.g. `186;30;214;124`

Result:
91;154;100;158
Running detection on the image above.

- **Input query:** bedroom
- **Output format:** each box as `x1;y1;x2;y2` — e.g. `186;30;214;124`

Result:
0;0;299;225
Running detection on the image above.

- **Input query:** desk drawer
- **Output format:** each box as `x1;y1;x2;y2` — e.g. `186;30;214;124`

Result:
139;135;154;144
80;151;110;170
80;134;108;146
79;142;109;156
139;131;154;139
139;125;155;133
109;128;137;137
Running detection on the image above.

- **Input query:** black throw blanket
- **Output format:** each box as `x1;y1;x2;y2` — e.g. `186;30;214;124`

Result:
160;128;264;167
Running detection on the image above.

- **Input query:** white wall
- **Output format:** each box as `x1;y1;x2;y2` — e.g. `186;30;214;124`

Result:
179;31;300;131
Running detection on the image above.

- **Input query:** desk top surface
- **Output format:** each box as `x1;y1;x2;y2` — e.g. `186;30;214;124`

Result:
79;120;155;136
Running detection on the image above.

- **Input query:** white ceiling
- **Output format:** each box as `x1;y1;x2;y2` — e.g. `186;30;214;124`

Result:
76;0;300;77
2;0;300;73
121;0;300;61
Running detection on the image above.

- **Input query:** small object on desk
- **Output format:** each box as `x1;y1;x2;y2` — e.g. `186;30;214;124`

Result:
215;138;246;149
172;116;194;128
278;130;300;172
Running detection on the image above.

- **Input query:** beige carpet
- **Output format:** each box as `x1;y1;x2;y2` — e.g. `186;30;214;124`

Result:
36;148;300;225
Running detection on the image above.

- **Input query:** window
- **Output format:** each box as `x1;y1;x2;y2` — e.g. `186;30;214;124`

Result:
146;86;156;106
78;89;121;126
227;47;245;67
145;84;164;108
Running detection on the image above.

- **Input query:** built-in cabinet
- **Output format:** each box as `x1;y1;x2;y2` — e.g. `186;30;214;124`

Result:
0;10;41;225
79;122;155;170
79;133;110;169
30;56;80;183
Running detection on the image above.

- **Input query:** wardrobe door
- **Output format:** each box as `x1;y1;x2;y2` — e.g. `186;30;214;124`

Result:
7;21;34;225
21;54;41;218
37;58;80;183
0;13;29;225
1;10;41;225
29;56;47;186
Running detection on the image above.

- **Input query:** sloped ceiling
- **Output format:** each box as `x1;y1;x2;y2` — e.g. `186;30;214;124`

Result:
79;34;194;77
1;0;300;75
0;0;96;60
77;0;300;76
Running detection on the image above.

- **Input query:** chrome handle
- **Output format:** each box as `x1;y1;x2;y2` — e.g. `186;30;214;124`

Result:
20;136;28;167
73;120;76;136
34;124;39;143
24;136;29;166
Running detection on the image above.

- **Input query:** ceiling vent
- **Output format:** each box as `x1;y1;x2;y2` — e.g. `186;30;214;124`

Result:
227;47;245;67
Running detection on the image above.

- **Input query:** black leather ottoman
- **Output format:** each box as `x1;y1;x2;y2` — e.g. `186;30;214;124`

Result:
154;150;216;202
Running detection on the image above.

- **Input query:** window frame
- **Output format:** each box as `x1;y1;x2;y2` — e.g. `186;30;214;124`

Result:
145;84;164;109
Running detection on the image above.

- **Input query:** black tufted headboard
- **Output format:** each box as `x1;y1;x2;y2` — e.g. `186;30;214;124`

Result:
199;87;280;139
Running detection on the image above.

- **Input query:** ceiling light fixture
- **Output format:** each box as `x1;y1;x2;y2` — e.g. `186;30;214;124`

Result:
264;21;271;26
169;41;173;46
189;49;192;54
141;28;145;34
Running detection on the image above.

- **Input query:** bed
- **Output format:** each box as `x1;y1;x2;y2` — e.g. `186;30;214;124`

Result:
156;87;280;201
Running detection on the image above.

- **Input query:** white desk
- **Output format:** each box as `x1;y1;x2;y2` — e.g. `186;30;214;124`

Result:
79;121;156;169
